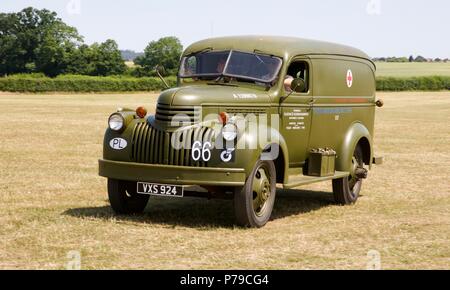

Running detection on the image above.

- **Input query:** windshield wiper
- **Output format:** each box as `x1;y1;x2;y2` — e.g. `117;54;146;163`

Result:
214;74;228;83
207;74;238;86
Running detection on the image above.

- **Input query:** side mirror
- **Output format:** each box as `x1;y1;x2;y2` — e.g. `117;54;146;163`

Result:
291;78;306;93
154;65;169;89
155;65;166;76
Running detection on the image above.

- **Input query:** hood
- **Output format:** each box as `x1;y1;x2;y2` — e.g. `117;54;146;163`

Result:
157;85;271;106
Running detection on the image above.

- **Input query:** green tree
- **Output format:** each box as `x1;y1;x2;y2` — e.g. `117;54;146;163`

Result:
135;37;183;75
0;7;82;76
386;57;408;63
66;44;91;75
66;40;126;76
415;55;427;62
0;13;24;75
90;40;126;76
34;28;80;77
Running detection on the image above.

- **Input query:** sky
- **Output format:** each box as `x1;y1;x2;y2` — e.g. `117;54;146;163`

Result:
1;0;449;58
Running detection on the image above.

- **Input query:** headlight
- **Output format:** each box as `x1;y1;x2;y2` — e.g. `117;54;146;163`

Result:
222;123;237;141
108;113;124;131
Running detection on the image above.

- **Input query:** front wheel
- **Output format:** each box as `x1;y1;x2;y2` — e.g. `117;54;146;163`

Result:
234;160;277;228
332;146;365;205
108;179;149;214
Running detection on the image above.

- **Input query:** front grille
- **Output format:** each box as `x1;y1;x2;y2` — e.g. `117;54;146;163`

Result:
131;121;214;167
155;104;200;126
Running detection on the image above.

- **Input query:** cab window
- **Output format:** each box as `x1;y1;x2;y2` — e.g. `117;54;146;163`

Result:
286;61;309;93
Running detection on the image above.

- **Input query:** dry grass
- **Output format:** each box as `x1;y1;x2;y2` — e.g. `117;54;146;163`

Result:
0;91;449;269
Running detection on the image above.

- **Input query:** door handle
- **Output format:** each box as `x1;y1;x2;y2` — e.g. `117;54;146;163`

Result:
307;99;315;111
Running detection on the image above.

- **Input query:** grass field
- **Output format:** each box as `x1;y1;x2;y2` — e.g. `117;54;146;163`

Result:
0;91;449;269
375;62;450;77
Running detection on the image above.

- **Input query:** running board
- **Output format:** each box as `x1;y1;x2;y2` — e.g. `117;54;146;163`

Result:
373;156;384;165
283;171;350;189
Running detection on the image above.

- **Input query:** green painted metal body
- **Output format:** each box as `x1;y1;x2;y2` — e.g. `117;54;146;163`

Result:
99;36;378;189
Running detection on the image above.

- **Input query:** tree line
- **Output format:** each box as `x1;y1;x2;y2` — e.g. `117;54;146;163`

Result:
0;7;183;77
373;56;449;63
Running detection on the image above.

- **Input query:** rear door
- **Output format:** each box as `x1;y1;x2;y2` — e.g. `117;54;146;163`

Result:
307;56;376;151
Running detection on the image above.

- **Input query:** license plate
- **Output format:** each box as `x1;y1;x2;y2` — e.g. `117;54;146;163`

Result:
137;182;184;197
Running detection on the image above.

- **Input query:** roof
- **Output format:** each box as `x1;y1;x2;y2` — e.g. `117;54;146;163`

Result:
183;35;372;63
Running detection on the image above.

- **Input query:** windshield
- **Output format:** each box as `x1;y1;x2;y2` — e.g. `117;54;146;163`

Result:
179;50;282;83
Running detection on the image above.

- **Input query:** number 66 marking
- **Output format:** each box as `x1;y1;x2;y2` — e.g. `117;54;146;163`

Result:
192;141;212;162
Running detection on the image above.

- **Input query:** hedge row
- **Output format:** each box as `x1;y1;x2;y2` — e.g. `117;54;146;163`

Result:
0;74;177;93
376;76;450;91
0;74;448;92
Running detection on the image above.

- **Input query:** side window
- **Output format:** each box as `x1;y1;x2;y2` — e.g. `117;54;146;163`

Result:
183;56;197;75
286;61;309;93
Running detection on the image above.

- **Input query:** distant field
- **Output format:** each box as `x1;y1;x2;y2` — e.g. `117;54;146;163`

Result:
0;91;449;269
375;62;450;77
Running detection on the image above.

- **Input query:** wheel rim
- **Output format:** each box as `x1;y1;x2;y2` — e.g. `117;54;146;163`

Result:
348;154;363;198
251;165;272;217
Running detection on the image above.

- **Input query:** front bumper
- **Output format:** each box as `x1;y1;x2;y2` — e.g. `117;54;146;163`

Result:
98;159;246;187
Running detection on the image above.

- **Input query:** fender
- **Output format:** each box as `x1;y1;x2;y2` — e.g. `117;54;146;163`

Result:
256;125;290;184
336;122;373;172
103;115;139;162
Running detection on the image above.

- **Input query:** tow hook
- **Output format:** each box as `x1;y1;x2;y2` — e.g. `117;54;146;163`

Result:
355;167;368;179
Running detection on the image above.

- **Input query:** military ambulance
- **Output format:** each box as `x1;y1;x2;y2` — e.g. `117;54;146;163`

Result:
99;36;383;227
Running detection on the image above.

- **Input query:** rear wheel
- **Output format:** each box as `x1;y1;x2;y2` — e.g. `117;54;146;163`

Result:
108;179;149;214
332;146;365;205
234;160;276;228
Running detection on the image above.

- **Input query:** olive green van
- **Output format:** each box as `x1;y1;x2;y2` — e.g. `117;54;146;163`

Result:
99;36;383;227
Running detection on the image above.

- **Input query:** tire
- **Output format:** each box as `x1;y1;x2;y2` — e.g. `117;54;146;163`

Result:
332;145;364;205
108;179;149;214
234;159;276;228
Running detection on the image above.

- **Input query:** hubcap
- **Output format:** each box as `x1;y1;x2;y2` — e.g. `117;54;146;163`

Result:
348;155;363;195
252;167;271;216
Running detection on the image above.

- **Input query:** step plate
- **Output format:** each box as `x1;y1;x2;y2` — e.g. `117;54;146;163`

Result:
284;171;350;189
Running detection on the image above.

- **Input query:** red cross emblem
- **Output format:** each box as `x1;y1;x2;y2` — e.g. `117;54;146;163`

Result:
347;70;353;88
